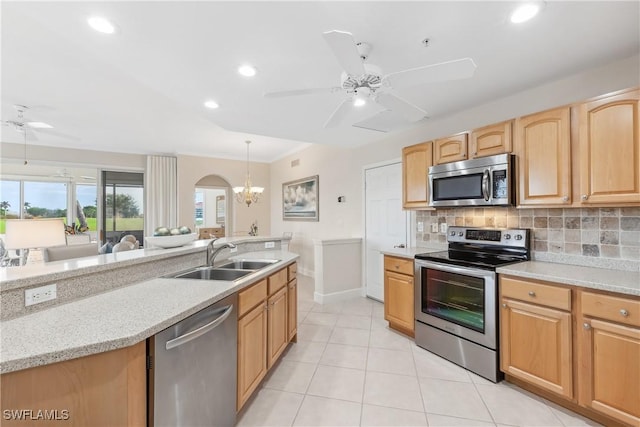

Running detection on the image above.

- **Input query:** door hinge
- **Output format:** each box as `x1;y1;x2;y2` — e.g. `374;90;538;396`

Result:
146;355;153;370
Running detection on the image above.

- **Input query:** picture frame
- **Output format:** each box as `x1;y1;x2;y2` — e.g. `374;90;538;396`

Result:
282;175;319;221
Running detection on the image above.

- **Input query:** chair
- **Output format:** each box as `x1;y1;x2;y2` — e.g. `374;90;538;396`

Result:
112;241;135;253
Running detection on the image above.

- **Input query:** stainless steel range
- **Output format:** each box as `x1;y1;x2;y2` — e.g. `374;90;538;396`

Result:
414;226;531;382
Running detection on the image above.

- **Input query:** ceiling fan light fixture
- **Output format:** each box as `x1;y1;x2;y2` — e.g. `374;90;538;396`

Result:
238;65;257;77
26;122;53;129
87;16;116;34
510;3;542;24
204;100;220;109
353;87;371;107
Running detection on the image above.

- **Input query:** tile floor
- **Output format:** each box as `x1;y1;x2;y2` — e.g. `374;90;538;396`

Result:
237;275;601;427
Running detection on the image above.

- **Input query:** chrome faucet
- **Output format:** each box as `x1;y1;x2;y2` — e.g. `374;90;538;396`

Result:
207;239;237;266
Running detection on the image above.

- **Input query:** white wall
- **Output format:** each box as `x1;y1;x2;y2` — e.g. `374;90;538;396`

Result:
270;54;640;277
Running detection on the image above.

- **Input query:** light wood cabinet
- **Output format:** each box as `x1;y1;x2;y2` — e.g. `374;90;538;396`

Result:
402;141;433;209
577;290;640;426
577;89;640;205
237;263;297;411
434;133;468;165
515;107;572;206
500;276;573;399
1;341;146;427
383;255;414;337
287;263;298;342
470;120;513;158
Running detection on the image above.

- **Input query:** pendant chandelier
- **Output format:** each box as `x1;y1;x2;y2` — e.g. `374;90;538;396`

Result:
233;140;264;207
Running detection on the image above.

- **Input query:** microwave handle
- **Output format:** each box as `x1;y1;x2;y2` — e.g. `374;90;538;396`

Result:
482;169;491;201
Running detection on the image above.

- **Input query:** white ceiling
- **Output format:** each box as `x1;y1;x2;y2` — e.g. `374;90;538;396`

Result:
1;1;639;162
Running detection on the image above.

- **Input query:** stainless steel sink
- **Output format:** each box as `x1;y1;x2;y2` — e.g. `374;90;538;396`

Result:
172;267;253;281
217;259;280;270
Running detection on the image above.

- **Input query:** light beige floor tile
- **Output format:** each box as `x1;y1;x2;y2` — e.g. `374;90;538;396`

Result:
293;395;361;426
336;313;372;330
320;343;368;370
282;340;327;364
298;299;314;312
426;413;496;426
419;377;493;421
370;315;390;330
303;312;339;327
363;371;424;412
361;404;428;426
371;301;385;318
369;327;413;351
297;310;310;324
476;382;563;426
236;388;304;427
341;298;375;316
297;323;333;343
546;401;602;426
311;301;344;313
329;326;370;347
468;371;497;386
413;347;471;383
307;364;366;403
367;347;416;376
263;360;317;394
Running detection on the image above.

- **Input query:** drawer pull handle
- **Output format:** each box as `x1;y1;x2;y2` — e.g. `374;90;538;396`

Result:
620;309;629;317
583;323;591;330
581;194;589;201
502;303;507;308
528;291;536;297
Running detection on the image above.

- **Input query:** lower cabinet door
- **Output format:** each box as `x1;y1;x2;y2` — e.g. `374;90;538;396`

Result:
578;318;640;426
384;270;414;334
287;279;297;342
500;298;573;399
237;302;267;411
267;286;288;369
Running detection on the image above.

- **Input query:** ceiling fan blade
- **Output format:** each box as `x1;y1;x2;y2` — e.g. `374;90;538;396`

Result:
264;87;341;98
322;30;366;76
383;58;477;89
323;99;353;128
33;128;80;141
375;92;428;122
353;110;414;133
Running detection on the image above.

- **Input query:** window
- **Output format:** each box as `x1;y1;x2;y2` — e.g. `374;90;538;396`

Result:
23;181;68;219
0;180;20;234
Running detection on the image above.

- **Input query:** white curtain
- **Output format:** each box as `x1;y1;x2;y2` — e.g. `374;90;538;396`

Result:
145;156;178;237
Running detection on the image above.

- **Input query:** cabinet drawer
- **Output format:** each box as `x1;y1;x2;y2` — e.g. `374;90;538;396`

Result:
384;256;414;276
239;279;267;318
581;291;640;328
288;263;297;281
268;268;288;295
501;276;571;311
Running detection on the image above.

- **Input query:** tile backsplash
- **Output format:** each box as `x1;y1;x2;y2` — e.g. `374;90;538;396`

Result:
415;207;640;271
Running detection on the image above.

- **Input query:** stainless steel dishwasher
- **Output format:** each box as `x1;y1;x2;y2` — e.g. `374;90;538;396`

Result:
149;293;237;427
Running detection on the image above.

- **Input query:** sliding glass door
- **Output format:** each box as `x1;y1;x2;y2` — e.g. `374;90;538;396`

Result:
101;171;144;247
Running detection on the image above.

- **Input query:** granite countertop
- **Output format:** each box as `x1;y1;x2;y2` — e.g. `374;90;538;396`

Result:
0;250;298;374
497;261;640;297
380;245;446;259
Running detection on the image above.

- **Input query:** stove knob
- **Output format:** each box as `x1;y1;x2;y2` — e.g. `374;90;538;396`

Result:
458;231;464;237
450;231;456;237
504;234;511;240
515;234;523;240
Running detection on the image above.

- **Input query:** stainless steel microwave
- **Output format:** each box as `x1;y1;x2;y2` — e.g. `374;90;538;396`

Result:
428;153;514;207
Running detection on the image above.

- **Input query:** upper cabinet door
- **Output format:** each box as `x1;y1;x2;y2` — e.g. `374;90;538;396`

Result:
470;120;513;158
578;89;640;205
434;133;468;165
516;107;572;206
402;141;433;209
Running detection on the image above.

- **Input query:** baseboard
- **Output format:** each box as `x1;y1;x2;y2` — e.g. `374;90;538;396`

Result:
313;287;362;304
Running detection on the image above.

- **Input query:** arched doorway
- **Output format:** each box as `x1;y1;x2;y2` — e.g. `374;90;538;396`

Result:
194;174;233;238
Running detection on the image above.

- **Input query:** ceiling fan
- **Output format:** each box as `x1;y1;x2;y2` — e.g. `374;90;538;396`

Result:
2;104;79;142
264;30;477;131
50;169;96;181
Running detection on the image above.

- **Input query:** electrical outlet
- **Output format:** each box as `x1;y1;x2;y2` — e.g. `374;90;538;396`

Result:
25;284;57;307
440;223;448;234
430;223;438;233
265;241;275;249
417;222;424;232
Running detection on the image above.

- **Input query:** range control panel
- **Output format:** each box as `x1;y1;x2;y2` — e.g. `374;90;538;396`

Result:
447;226;529;247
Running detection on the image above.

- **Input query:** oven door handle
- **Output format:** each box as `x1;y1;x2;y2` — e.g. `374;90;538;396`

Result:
414;259;496;280
482;169;491;201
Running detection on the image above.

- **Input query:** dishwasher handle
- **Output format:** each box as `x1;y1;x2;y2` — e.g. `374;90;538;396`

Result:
165;304;234;350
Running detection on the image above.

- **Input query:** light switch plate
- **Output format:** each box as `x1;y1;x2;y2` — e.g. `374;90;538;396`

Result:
265;241;275;249
430;223;439;233
25;284;57;307
417;222;424;232
440;223;448;233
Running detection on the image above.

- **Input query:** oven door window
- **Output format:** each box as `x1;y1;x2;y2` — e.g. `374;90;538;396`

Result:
422;268;485;333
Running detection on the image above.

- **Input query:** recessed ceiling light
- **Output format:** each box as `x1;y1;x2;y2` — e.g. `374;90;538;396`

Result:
204;100;220;109
88;16;116;34
26;122;53;129
238;65;257;77
510;3;541;24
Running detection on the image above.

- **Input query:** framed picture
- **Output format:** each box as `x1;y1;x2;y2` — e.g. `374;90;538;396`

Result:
282;175;319;221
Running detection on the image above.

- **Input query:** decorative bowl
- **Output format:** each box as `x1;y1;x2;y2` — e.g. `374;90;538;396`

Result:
145;233;197;248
